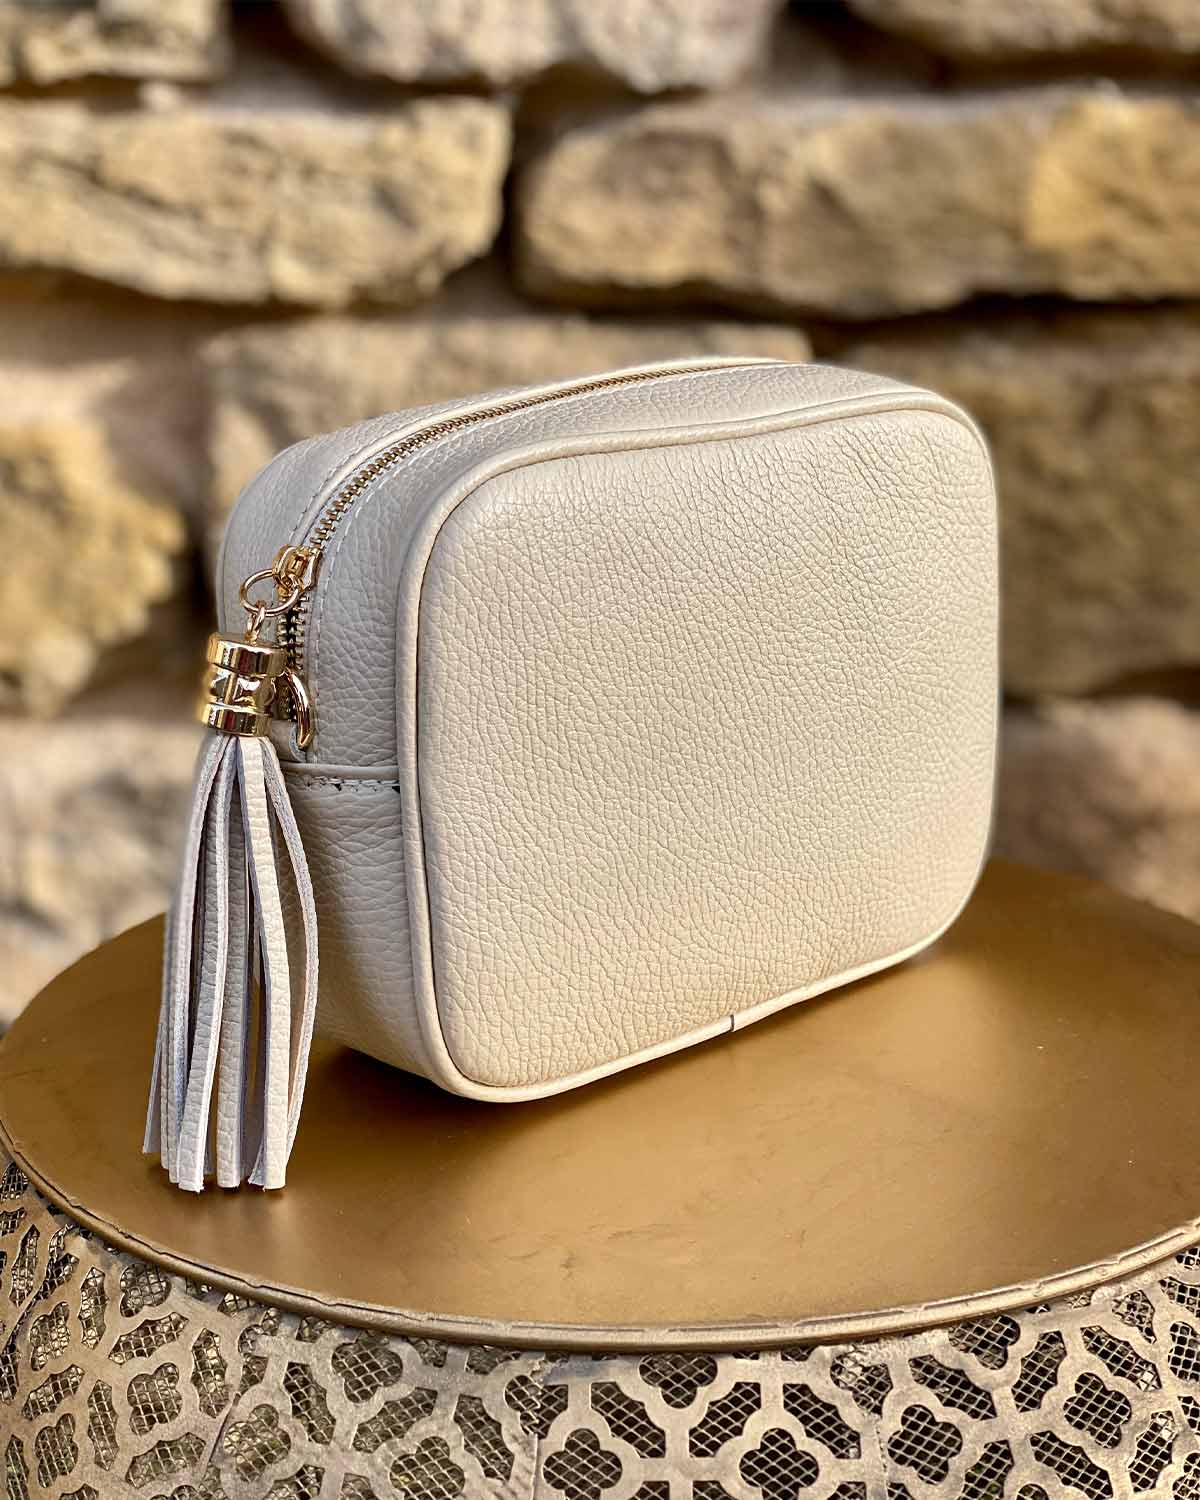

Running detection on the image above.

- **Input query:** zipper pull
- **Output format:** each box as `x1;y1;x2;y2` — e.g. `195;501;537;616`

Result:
198;545;320;750
272;544;321;598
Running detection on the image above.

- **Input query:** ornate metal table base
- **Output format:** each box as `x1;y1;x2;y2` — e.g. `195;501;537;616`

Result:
3;1148;1200;1499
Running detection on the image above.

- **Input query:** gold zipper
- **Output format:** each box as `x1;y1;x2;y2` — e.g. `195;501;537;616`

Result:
229;360;771;749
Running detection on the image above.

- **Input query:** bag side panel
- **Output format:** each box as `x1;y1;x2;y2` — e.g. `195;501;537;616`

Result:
282;770;429;1073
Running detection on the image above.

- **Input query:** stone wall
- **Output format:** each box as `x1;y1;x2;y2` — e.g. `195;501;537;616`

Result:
2;0;1198;1019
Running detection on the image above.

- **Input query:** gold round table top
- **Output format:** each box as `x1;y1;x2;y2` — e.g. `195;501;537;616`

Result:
3;860;1200;1351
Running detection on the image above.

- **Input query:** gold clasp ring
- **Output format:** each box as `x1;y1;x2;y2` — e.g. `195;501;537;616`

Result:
238;568;303;639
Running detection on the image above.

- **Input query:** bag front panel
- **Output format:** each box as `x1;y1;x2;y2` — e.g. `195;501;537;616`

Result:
411;407;997;1092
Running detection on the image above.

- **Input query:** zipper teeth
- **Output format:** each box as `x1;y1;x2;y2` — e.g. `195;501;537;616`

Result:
283;361;761;679
310;362;746;552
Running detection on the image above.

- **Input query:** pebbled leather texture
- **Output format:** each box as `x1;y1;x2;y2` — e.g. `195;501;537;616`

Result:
216;360;998;1100
220;360;895;766
280;768;426;1077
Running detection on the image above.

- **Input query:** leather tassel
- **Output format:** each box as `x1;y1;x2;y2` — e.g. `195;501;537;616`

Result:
145;647;318;1191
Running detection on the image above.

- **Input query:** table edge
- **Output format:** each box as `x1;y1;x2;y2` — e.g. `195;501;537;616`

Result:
4;1114;1198;1353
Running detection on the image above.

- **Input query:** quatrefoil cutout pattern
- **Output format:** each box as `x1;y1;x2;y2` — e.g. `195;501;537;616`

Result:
1;1151;1200;1496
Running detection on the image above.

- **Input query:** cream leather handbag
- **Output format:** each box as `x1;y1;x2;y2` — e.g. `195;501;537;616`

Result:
146;357;998;1191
